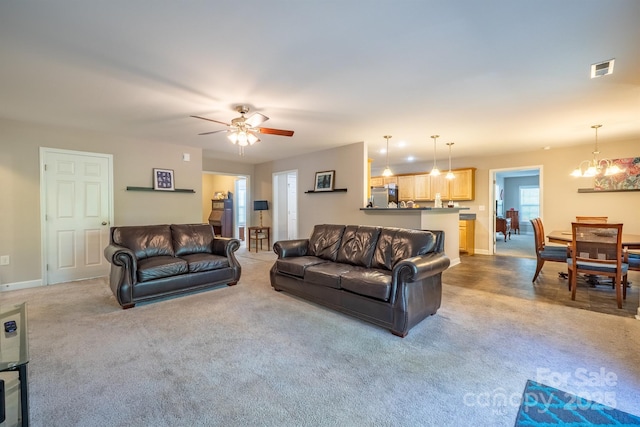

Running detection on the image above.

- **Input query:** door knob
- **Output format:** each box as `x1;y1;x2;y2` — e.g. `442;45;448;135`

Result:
102;221;108;226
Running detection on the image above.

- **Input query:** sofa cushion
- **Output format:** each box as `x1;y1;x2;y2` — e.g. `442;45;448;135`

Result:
137;256;188;282
276;256;328;278
172;224;215;256
308;224;346;261
371;228;436;271
113;225;174;260
180;253;229;273
336;225;381;267
305;262;353;289
341;268;392;301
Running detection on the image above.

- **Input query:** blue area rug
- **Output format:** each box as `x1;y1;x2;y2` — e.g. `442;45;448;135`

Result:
514;380;640;426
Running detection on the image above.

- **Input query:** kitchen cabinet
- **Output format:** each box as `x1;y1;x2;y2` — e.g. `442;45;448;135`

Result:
370;167;475;201
370;176;383;187
397;175;415;201
459;219;475;255
414;174;432;200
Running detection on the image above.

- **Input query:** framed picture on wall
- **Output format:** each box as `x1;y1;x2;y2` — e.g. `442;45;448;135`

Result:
314;170;335;192
153;168;175;191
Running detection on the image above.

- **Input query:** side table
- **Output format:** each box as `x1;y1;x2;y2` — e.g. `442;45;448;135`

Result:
0;302;29;427
247;226;270;252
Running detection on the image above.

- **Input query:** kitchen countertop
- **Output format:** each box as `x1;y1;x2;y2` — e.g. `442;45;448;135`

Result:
459;213;476;220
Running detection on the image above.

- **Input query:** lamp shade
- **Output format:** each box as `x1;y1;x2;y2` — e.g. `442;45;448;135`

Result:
254;200;269;211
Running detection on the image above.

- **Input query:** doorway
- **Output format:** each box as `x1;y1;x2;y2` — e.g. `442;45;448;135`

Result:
40;148;114;285
202;172;249;242
489;166;542;257
272;170;298;242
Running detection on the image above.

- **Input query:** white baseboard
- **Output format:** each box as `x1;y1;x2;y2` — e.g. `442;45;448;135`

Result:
0;279;43;292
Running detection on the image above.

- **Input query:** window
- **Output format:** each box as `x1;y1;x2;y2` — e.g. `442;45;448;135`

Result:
519;186;539;221
235;178;246;226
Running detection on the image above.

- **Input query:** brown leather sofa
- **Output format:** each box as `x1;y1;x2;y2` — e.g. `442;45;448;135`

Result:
270;224;449;337
104;223;241;308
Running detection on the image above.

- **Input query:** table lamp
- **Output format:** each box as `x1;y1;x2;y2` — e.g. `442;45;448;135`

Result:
254;200;268;227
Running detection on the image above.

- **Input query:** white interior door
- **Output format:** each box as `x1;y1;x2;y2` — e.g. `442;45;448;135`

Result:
42;148;113;284
287;172;297;239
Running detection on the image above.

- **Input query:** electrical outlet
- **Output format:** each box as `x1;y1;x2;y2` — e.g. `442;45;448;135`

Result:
0;255;9;265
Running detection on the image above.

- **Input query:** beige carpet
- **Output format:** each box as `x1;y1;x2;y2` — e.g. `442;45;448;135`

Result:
1;247;639;426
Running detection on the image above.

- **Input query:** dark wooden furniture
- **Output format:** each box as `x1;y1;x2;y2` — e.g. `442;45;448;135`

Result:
547;230;640;250
248;226;270;252
530;218;568;282
208;199;233;238
567;222;628;309
496;217;511;242
506;210;519;234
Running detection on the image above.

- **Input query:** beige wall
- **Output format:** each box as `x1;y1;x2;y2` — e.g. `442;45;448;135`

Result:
1;118;203;285
2;115;638;287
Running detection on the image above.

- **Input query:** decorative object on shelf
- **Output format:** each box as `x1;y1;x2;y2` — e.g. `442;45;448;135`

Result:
314;170;335;192
570;124;624;177
153;168;174;191
445;142;455;180
381;135;393;177
191;105;294;156
430;135;440;176
254;200;268;227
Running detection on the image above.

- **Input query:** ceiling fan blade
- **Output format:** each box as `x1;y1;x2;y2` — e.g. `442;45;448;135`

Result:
257;127;295;137
245;112;269;128
198;130;228;136
190;115;230;126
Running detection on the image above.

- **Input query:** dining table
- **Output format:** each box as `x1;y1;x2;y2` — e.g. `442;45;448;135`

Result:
547;230;640;250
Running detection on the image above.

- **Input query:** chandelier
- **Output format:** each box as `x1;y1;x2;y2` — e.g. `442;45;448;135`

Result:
570;125;624;177
381;135;393;177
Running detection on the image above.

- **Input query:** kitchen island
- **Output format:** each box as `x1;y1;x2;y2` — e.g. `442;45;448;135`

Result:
360;207;469;266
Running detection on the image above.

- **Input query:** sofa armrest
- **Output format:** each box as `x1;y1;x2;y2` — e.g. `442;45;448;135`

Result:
212;237;241;258
104;244;137;276
104;244;137;307
273;239;309;258
393;252;450;283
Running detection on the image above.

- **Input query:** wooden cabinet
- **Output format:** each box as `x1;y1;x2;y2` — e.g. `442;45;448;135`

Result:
370;176;383;187
414;174;432;200
430;174;450;200
397;175;415;201
450;168;475;200
370;168;475;202
208;199;233;238
459;219;475;255
506;210;519;234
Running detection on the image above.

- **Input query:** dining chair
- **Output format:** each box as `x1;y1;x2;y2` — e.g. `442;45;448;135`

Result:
567;222;628;308
530;218;568;282
575;216;608;223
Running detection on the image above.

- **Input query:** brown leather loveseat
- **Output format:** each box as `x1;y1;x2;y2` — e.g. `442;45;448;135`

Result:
104;223;241;308
270;224;449;337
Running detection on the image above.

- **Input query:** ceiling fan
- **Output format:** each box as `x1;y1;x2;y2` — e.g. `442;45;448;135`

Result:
191;105;294;155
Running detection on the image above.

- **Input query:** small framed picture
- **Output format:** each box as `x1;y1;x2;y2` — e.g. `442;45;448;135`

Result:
153;168;175;191
314;170;335;192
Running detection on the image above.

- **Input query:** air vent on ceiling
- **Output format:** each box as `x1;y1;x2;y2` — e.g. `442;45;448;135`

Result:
590;59;615;78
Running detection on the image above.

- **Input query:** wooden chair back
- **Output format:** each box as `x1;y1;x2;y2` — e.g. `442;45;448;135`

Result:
568;222;627;308
575;216;608;223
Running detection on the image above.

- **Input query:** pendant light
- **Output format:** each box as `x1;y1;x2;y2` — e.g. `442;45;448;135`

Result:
430;135;440;176
381;135;393;177
445;142;455;180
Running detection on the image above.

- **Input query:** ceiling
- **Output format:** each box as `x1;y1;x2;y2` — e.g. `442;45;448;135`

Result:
1;1;639;168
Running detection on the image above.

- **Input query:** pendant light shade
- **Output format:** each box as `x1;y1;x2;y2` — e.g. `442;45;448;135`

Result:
430;135;440;176
381;135;393;177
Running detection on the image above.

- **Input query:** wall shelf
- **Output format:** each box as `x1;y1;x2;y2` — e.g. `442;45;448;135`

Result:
126;186;195;193
578;188;640;193
304;188;348;194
